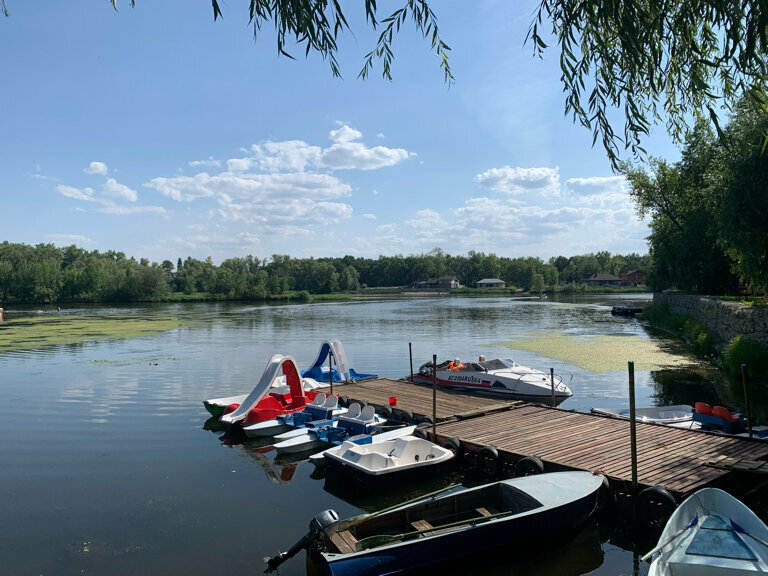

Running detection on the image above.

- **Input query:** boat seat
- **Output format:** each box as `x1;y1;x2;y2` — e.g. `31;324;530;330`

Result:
713;406;739;422
695;402;713;415
329;529;358;554
344;403;361;420
359;405;376;423
323;395;339;409
309;393;326;407
410;519;433;533
475;507;496;517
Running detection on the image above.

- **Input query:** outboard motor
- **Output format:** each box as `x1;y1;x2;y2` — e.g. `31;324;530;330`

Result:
265;510;340;572
309;509;340;533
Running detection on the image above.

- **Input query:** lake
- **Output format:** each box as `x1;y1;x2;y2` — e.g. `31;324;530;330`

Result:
1;294;761;575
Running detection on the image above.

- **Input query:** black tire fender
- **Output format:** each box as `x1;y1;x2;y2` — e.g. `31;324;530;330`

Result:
378;405;393;419
513;456;545;477
477;445;499;478
413;427;430;440
397;410;414;424
415;415;433;426
338;395;349;408
635;486;677;530
440;436;462;455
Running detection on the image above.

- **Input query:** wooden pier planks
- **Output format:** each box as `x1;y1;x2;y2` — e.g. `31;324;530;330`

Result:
436;404;768;497
336;377;521;421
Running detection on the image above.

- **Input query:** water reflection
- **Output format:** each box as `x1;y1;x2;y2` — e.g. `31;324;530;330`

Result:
4;295;765;576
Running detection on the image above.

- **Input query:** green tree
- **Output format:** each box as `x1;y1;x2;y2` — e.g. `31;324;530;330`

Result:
708;101;768;291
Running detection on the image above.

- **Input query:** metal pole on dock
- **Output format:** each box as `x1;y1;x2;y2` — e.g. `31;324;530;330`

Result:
328;351;333;395
409;343;414;383
550;368;555;405
432;353;437;441
628;361;638;491
742;364;754;439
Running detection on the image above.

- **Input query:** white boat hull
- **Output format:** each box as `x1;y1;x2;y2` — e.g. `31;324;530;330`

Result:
648;487;768;575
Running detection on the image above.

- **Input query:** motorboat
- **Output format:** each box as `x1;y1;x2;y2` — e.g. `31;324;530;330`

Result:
323;435;454;488
243;393;346;438
591;405;701;429
272;403;386;454
611;303;644;316
407;357;572;403
645;487;768;575
265;471;604;575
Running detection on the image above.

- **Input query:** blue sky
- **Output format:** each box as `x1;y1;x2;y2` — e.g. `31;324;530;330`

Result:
1;1;680;264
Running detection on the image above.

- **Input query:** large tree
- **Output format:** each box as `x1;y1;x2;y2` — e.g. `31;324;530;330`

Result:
96;0;768;167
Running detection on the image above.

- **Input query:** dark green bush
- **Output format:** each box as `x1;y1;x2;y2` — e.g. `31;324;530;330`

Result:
723;336;768;378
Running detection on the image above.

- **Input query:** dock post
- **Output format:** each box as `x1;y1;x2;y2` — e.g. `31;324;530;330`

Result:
409;343;414;383
432;354;437;441
742;364;754;439
328;351;333;395
550;368;555;405
628;361;638;491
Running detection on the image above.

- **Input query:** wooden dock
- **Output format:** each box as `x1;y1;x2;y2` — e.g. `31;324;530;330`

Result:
435;403;768;498
332;378;768;500
336;377;520;422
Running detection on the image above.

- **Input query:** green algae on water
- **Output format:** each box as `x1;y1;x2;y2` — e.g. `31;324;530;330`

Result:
500;332;698;373
0;313;196;352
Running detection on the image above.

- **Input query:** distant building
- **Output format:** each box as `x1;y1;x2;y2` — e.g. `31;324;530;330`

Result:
476;278;506;289
585;273;622;287
620;270;647;286
407;275;462;291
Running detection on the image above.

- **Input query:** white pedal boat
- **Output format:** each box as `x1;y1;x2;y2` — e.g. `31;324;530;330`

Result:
243;393;346;438
272;403;385;455
323;435;454;480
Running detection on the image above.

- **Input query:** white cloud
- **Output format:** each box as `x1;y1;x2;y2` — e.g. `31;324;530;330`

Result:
362;213;377;220
475;166;560;197
57;185;94;201
329;125;363;143
84;161;108;176
189;157;221;168
103;178;137;202
48;233;94;245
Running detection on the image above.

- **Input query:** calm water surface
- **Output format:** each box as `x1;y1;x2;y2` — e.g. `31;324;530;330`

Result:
1;295;760;575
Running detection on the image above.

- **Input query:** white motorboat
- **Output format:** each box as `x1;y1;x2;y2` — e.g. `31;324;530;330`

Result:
645;487;768;575
272;403;385;454
408;357;571;403
591;405;701;429
323;435;454;486
243;393;346;438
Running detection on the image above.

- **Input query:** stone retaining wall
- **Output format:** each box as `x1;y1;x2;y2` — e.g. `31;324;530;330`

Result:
653;293;768;349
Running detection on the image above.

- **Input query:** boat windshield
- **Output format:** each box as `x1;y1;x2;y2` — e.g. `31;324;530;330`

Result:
479;359;518;371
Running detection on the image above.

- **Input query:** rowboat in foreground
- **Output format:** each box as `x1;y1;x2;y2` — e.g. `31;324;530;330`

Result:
644;487;768;575
407;357;572;403
266;471;604;575
591;405;700;429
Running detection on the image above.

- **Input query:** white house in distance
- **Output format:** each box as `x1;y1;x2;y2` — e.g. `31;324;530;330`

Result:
476;278;506;289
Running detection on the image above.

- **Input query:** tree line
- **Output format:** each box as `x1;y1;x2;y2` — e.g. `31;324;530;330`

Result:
0;242;650;304
622;98;768;295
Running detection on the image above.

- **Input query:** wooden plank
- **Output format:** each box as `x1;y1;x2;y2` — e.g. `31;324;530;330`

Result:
329;530;357;554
